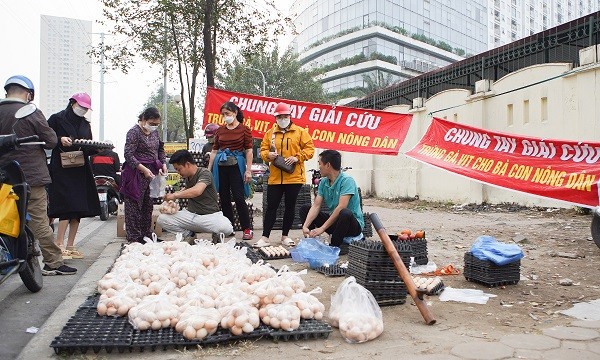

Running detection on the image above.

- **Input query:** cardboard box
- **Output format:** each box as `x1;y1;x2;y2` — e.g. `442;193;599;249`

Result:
116;204;162;238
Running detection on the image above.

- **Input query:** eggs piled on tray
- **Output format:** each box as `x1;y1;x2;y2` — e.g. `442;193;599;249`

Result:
72;139;114;148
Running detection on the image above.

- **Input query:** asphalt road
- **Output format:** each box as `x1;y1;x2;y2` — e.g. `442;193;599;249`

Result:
0;216;115;360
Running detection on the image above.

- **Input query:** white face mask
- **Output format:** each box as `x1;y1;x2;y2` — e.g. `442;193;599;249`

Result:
276;117;291;129
224;115;235;124
73;105;88;117
144;124;159;132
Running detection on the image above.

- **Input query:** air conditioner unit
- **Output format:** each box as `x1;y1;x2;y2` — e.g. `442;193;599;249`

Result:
412;97;425;108
475;79;492;93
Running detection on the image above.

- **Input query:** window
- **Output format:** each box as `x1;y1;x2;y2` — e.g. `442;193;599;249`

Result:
541;97;548;122
507;104;513;126
523;100;529;124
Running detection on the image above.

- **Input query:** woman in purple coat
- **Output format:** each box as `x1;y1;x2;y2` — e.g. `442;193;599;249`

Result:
120;107;167;243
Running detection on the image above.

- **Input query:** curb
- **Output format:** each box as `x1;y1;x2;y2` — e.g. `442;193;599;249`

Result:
17;241;123;360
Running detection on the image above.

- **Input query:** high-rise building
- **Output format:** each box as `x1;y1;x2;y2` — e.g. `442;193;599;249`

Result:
39;15;92;116
488;0;600;48
290;0;489;96
291;0;600;97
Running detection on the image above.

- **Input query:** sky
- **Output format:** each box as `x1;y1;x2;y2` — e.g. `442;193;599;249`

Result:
0;0;293;158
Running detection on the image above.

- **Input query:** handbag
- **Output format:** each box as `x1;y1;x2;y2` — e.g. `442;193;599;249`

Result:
270;128;296;174
60;150;85;168
272;155;296;173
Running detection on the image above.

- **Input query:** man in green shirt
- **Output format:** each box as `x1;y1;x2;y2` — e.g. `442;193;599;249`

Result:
300;150;364;249
157;150;233;241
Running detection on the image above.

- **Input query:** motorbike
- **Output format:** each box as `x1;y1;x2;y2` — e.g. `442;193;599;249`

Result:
309;166;352;197
309;168;322;197
95;175;121;221
0;134;43;292
251;163;269;192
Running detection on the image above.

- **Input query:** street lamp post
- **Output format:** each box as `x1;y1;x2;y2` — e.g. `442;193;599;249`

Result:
244;66;266;96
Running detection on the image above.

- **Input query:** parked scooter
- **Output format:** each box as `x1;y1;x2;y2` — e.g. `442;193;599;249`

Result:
309;168;322;197
95;175;121;221
0;134;43;292
309;166;352;197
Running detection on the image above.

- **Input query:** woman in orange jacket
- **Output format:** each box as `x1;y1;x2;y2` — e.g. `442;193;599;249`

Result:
256;102;315;247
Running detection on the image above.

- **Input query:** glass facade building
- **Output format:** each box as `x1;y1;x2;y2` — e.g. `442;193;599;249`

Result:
488;0;600;48
291;0;488;95
291;0;600;96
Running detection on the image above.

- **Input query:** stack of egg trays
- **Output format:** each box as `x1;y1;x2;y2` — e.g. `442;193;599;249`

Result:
347;240;412;281
347;240;411;306
230;201;254;231
388;234;428;265
269;319;332;341
362;212;373;238
50;307;133;355
263;184;311;230
463;252;521;287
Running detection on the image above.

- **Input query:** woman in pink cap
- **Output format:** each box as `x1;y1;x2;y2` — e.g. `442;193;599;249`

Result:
47;92;101;259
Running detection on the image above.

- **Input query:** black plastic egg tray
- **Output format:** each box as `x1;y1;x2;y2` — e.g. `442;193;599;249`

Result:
348;240;412;260
72;139;114;150
463;252;521;287
50;307;133;355
352;278;408;307
234;241;263;263
269;319;332;342
314;264;347;277
78;294;100;309
129;324;272;352
51;298;333;355
346;265;400;282
389;235;429;265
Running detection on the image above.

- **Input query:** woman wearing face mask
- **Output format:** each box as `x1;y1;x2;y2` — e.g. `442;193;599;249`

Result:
120;107;168;244
256;102;314;247
207;102;254;241
48;92;101;259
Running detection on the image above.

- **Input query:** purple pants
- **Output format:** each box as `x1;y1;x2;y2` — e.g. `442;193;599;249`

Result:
124;186;153;242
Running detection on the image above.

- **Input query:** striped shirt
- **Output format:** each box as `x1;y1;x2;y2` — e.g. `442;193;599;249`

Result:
213;123;253;151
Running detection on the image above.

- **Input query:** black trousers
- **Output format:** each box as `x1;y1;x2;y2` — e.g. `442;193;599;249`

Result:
217;165;251;230
299;204;362;246
262;184;303;237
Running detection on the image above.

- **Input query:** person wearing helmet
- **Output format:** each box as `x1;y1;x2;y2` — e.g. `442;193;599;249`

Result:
47;92;101;259
201;123;219;167
0;75;76;275
91;140;121;186
256;102;315;248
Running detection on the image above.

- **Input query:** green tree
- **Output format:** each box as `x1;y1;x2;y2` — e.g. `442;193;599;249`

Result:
144;85;185;142
92;0;290;143
217;47;326;103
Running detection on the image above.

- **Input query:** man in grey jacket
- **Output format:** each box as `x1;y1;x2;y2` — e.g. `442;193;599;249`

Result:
0;75;76;275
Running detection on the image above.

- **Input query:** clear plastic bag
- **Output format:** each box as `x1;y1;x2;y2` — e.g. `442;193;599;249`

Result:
149;175;167;198
295;238;340;269
328;276;384;343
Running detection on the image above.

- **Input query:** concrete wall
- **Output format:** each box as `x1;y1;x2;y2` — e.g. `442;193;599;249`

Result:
335;55;600;207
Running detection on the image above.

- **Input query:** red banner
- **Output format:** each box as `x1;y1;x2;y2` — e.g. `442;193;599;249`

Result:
203;87;412;155
405;118;600;208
